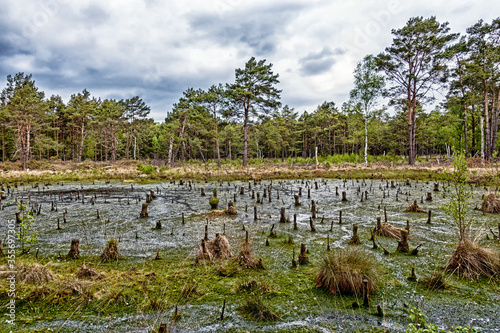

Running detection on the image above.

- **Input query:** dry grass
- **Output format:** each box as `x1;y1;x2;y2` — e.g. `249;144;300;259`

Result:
100;238;122;261
375;222;403;239
446;240;500;280
0;263;56;284
315;246;381;296
236;242;265;269
198;234;233;261
76;265;105;280
480;193;500;213
420;271;447;290
405;201;427;213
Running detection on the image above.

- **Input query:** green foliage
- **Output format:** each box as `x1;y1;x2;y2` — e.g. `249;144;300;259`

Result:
209;196;219;209
406;307;479;333
442;153;474;241
16;200;38;253
136;162;157;175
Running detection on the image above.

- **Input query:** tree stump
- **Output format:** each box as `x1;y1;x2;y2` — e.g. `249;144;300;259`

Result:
426;192;432;201
299;187;302;197
280;207;286;223
391;180;395;188
433;183;439;192
204;224;209;241
342;191;348;202
155;220;162;229
253;206;258;220
150;190;157;199
67;239;80;258
362;279;370;307
426;210;432;224
251;189;255;199
146;194;151;203
307;188;311;199
240;186;244;195
16;212;21;224
397;229;409;253
348;224;360;245
311;200;316;219
294;194;301;206
256;192;261;204
293;214;298;230
291;248;297;267
140;203;149;218
335;186;339;196
309;217;316;232
339;210;343;224
201;188;206;196
298;243;308;265
263;188;267;198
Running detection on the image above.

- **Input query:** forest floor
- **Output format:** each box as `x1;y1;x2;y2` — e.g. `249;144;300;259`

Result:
0;157;499;184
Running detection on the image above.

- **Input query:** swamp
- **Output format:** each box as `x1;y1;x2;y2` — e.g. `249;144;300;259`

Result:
0;172;499;333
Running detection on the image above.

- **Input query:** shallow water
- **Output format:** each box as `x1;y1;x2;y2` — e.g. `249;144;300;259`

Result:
1;178;499;332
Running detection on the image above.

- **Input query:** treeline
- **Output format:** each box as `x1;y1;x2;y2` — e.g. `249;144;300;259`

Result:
0;17;499;169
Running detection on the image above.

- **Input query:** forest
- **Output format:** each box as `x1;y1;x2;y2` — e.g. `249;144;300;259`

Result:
0;17;499;169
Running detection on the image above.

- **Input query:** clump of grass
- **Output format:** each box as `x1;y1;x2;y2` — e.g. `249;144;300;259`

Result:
76;265;104;280
420;271;447;290
217;261;240;277
480;192;500;213
1;263;56;284
235;279;274;294
283;235;295;245
238;297;278;322
180;280;199;298
236;241;265;269
315;246;381;295
446;240;500;280
100;238;122;261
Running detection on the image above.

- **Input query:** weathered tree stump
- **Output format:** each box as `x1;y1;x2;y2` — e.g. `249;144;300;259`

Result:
426;210;432;224
335;186;339;196
291;248;297;267
256;192;261;204
263;188;267;198
433;183;439;192
384;206;387;222
16;212;21;224
327;235;330;251
311;200;316;219
408;263;417;281
294;194;301;206
299;187;302;197
155;220;162;229
67;239;80;258
396;229;409;253
298;243;308;265
307;188;311;199
293;214;298;230
146;194;152;203
140;203;149;218
201;188;206;196
309;217;316;232
426;192;432;201
339;210;343;224
391;180;395;188
362;279;370;307
348;224;361;245
97;209;100;219
51;201;55;211
150;190;157;199
342;191;348;202
253;206;258;220
240;186;244;195
280;207;286;223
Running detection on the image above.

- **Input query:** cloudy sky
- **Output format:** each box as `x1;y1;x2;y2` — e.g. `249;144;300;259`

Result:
1;0;498;121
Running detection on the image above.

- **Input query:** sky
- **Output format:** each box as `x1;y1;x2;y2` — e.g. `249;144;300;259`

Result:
1;0;499;121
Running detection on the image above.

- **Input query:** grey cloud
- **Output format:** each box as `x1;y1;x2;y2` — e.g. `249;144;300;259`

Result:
81;4;110;26
299;47;345;76
188;3;305;56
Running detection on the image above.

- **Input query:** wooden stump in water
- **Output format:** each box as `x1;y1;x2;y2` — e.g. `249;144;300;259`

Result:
348;224;361;245
67;239;80;258
341;191;348;202
311;200;316;219
426;192;432;201
291;248;297;267
240;186;244;195
309;217;316;232
299;187;302;197
293;214;298;230
204;224;209;241
335;186;339;196
201;188;206;196
391;180;395;188
146;194;151;203
155;220;162;229
279;207;286;223
16;212;21;224
327;235;330;251
294;194;301;206
396;229;409;253
433;183;439;192
253;206;258;220
256;192;261;204
140;203;149;218
426;210;432;224
298;243;308;265
307;188;311;199
150;190;157;199
252;189;255;200
339;210;342;224
263;188;267;198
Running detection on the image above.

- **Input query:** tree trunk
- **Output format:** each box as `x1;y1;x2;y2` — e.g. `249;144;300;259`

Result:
167;136;174;167
483;73;490;159
213;109;221;168
78;121;85;162
2;125;5;162
364;112;368;166
490;88;498;157
243;105;249;167
481;115;485;160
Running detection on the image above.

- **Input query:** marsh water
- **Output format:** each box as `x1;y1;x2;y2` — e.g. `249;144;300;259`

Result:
1;178;499;332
